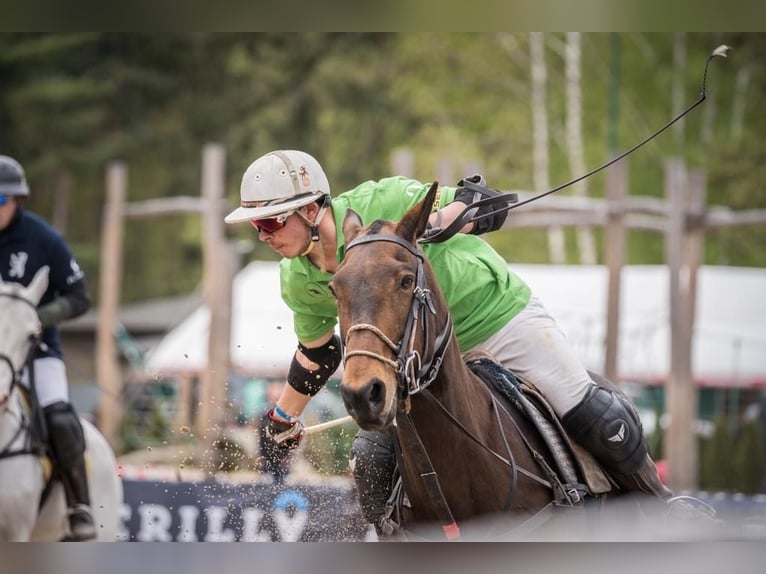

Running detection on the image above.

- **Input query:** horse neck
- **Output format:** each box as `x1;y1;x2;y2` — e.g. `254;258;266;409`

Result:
416;264;490;414
0;391;26;446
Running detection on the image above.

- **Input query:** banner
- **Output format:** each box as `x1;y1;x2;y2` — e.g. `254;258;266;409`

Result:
118;479;372;542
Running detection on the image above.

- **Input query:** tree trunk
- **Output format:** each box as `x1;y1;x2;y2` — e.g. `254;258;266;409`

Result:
672;33;687;146
565;32;597;265
530;32;565;263
731;65;752;140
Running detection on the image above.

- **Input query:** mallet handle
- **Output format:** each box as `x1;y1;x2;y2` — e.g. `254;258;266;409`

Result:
304;415;355;435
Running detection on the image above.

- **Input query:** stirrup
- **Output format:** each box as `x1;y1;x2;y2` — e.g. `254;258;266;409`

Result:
65;504;97;542
666;495;718;520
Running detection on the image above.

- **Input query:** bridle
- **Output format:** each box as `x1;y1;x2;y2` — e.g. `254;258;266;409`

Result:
341;233;453;399
0;291;44;460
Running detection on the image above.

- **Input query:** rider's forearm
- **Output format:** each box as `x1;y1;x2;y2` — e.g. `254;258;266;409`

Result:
37;288;91;328
273;331;339;422
429;201;474;234
274;384;313;421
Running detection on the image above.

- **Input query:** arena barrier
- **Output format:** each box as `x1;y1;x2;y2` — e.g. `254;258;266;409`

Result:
117;476;373;542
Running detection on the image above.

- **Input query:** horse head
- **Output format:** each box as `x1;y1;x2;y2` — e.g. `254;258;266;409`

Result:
332;182;449;431
0;266;48;406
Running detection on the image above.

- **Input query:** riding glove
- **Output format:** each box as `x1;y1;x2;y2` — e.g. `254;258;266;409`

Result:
453;174;512;235
266;408;305;450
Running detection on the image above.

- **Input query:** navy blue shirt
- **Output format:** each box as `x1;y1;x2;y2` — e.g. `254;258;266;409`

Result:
0;208;88;359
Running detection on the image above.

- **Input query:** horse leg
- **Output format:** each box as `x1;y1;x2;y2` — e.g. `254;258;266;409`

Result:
561;383;671;500
349;428;399;537
0;460;43;541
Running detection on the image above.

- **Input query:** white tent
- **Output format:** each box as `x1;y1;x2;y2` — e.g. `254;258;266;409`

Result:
145;262;298;378
145;262;766;388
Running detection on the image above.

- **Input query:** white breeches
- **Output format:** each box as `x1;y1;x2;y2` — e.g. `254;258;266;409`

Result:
468;295;595;417
21;357;69;408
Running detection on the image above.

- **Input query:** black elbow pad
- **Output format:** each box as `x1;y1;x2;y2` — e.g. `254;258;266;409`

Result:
288;335;342;396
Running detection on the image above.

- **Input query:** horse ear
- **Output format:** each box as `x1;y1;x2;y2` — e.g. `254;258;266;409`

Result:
396;181;439;242
27;266;50;305
342;208;364;244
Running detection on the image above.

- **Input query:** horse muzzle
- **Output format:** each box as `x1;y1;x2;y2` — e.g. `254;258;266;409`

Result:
340;376;396;431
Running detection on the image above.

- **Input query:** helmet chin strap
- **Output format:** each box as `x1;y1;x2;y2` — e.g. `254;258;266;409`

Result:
296;200;330;272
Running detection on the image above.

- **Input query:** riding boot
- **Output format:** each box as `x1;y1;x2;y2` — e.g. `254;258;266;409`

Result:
43;401;97;542
60;457;98;541
561;385;672;500
349;428;399;536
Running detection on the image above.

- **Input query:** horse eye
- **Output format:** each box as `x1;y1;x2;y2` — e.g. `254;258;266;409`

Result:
400;275;414;290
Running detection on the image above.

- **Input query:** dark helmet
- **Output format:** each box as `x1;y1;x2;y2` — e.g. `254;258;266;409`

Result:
0;155;30;197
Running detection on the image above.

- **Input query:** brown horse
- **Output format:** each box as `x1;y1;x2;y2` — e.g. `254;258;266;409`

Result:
331;182;593;541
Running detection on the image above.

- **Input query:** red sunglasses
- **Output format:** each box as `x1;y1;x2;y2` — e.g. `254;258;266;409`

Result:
250;210;295;233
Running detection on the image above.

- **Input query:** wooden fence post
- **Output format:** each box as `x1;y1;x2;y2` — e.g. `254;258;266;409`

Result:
390;148;414;178
664;158;697;491
604;157;628;383
196;144;232;441
96;162;127;449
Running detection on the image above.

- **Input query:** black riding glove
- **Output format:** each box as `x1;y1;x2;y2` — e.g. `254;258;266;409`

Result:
454;174;512;235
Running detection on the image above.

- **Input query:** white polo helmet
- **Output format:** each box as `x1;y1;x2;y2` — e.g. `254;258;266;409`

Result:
224;150;330;224
0;155;30;197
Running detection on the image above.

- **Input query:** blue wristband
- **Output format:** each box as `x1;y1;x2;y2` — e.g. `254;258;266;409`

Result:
274;404;294;422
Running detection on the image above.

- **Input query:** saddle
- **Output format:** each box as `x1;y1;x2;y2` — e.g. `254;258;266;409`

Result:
466;357;613;498
15;385;57;500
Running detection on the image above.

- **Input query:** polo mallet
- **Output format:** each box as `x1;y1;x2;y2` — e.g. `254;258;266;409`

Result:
303;414;355;435
420;44;732;244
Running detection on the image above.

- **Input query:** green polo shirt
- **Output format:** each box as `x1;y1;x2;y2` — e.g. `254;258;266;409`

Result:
279;176;530;352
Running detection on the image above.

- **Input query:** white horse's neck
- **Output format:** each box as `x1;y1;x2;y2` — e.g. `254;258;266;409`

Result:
0;266;46;397
0;268;46;457
0;392;28;450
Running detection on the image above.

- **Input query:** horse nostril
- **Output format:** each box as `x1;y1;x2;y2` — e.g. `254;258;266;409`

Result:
340;385;357;415
341;378;389;416
367;379;386;409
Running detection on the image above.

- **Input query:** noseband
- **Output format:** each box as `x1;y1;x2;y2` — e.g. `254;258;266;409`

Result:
342;234;453;398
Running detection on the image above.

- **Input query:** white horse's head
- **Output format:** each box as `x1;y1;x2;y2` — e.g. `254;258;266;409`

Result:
0;266;48;405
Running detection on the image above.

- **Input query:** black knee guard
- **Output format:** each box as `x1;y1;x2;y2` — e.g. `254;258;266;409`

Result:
562;386;647;476
350;429;397;525
43;401;86;467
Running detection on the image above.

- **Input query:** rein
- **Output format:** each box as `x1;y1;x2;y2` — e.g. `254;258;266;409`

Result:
341;232;563;540
0;291;47;461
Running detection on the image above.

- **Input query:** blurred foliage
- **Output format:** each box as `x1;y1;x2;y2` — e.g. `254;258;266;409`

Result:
732;419;766;494
697;414;766;493
1;33;765;304
302;423;357;476
116;379;176;454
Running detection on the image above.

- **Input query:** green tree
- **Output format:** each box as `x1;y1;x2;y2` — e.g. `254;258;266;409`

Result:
699;415;736;491
2;33;766;306
732;420;766;494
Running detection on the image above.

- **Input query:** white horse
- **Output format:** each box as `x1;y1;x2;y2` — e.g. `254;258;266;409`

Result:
0;266;123;541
